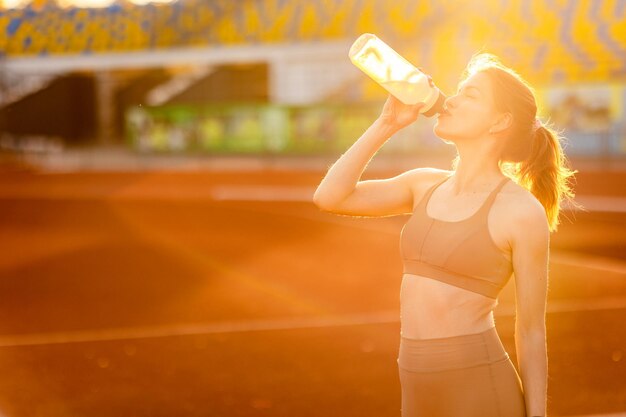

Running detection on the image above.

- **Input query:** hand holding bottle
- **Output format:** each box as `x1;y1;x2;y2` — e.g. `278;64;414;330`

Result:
378;94;426;133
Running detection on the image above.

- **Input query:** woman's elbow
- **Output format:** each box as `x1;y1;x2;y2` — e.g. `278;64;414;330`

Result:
313;191;335;211
314;186;348;211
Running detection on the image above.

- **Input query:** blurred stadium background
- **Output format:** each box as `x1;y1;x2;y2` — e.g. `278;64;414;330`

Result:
0;1;625;416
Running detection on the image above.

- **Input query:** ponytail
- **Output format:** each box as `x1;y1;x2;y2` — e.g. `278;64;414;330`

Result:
502;122;578;232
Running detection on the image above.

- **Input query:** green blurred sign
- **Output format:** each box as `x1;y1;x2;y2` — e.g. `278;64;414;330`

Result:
126;102;439;155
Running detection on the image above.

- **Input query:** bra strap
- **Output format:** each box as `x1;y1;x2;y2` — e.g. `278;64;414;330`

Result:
417;174;452;210
477;177;510;215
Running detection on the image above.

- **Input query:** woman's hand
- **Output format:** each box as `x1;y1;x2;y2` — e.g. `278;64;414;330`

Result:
378;95;425;133
377;69;434;133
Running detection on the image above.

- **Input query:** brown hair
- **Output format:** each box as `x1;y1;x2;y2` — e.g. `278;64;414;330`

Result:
453;53;578;232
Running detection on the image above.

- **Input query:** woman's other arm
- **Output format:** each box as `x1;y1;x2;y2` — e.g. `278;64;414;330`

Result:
510;196;550;417
313;96;435;217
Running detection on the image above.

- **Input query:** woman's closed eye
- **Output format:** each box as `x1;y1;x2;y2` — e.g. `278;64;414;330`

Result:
455;90;476;99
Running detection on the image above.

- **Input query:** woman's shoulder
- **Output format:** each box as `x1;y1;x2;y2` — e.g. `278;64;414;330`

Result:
494;179;550;251
402;167;453;189
499;178;548;227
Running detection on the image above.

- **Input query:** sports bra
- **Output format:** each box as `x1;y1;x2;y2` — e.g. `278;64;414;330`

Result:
399;175;513;299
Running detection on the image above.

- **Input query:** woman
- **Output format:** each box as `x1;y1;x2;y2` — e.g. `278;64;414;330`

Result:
313;53;576;416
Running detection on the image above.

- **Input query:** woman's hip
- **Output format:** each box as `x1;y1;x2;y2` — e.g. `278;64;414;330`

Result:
397;358;526;417
397;327;526;416
397;326;509;373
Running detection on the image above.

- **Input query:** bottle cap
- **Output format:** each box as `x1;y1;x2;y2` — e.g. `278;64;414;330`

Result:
423;89;447;117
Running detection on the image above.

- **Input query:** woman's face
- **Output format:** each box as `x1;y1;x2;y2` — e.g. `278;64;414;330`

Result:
434;71;502;143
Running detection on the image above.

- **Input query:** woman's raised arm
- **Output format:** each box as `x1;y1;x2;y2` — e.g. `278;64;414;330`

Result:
313;96;432;217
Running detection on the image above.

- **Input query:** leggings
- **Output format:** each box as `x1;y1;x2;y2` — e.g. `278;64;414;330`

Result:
397;326;526;417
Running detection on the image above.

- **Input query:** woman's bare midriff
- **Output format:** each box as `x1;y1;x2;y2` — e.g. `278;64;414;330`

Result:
400;272;499;340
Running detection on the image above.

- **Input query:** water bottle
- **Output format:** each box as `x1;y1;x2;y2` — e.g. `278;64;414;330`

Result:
349;33;446;117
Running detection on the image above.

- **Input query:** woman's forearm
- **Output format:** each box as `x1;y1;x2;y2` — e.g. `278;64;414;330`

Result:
313;118;397;208
515;328;548;417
